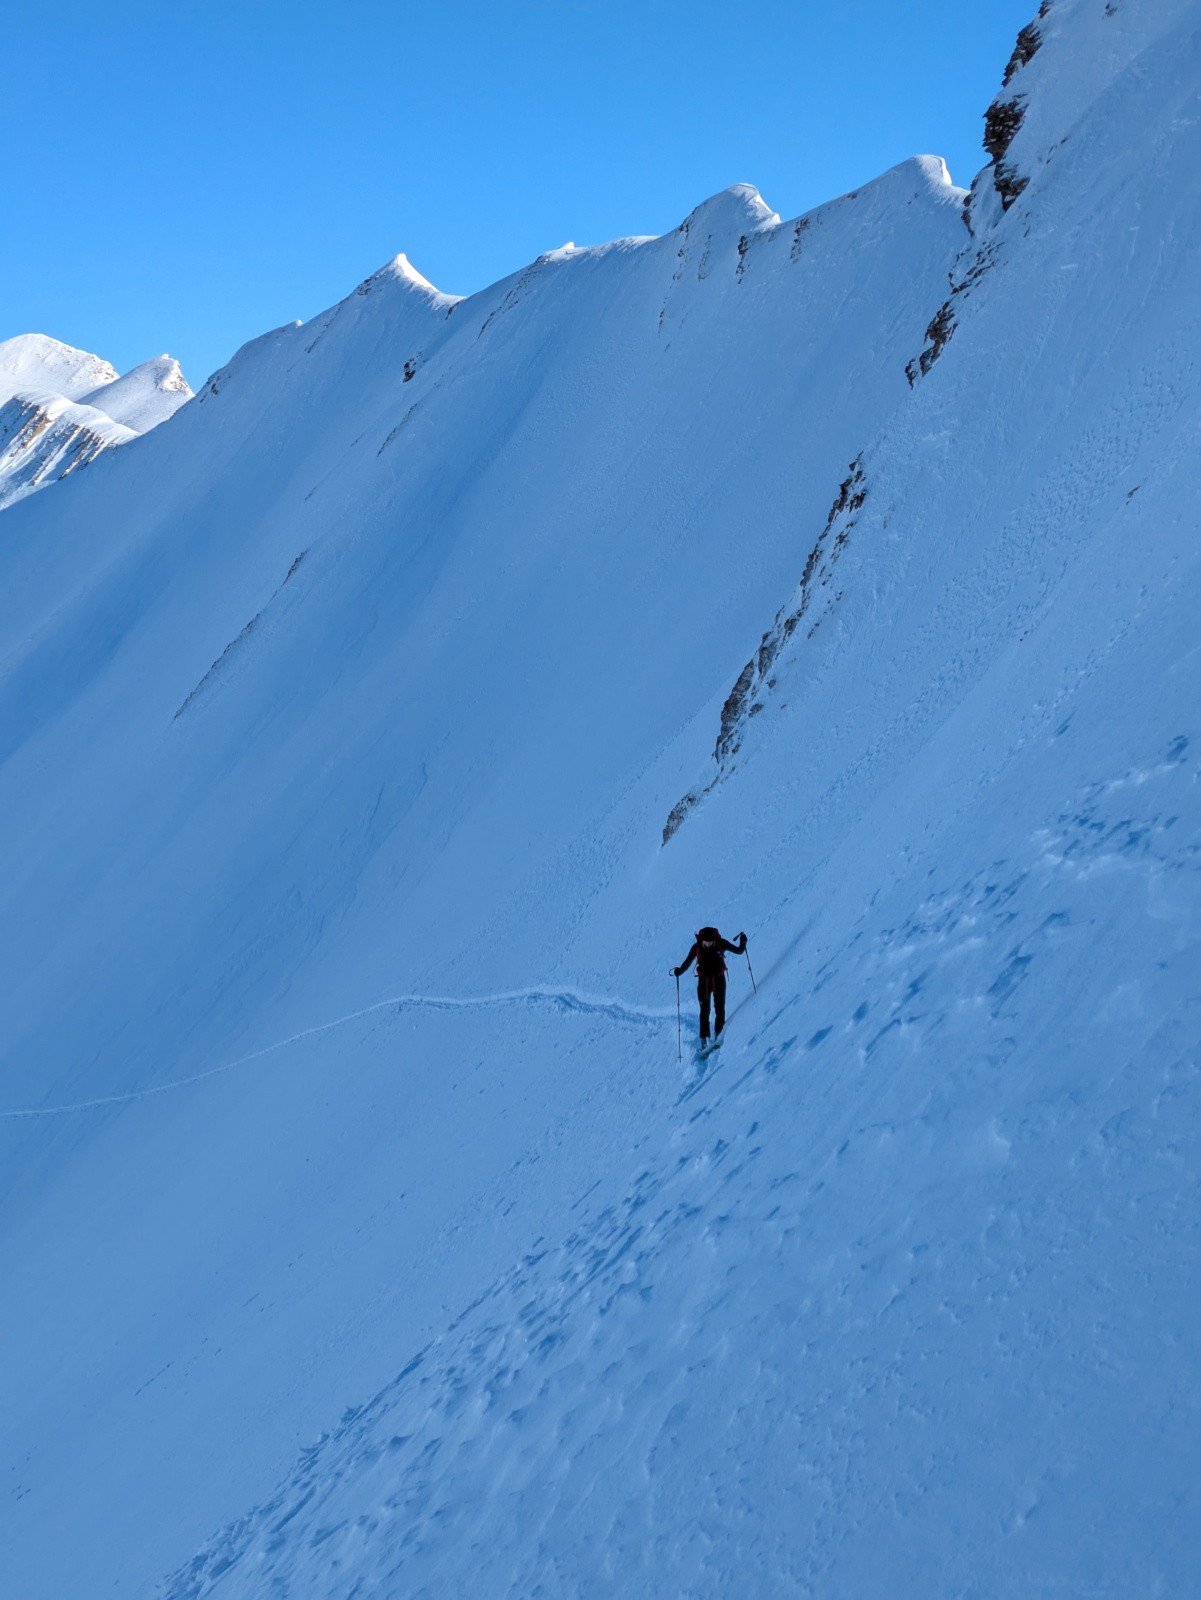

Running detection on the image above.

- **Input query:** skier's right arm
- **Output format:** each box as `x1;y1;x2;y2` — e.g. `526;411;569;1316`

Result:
673;943;698;977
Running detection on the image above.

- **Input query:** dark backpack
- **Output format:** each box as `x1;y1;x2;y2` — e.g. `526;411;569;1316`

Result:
695;927;726;977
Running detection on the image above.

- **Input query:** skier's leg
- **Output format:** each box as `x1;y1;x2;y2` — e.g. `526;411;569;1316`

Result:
698;978;711;1041
714;973;727;1035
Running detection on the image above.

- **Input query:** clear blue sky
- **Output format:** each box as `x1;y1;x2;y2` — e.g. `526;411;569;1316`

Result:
2;0;1036;385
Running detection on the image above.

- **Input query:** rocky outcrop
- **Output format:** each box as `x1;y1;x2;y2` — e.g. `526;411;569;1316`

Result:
983;95;1031;210
1002;22;1044;87
0;393;135;509
905;239;1000;386
664;458;868;842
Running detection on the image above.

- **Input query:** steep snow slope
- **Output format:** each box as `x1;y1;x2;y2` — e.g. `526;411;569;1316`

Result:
2;4;1200;1597
0;334;192;507
0;161;967;1596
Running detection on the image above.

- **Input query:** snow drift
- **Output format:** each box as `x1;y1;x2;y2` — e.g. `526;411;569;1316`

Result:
1;2;1198;1596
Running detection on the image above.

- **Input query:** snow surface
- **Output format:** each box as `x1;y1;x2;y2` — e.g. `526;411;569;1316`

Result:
0;334;192;507
80;354;193;432
0;332;119;400
1;3;1199;1596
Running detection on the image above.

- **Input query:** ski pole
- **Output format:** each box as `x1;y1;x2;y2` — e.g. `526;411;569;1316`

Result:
745;943;757;994
676;973;682;1060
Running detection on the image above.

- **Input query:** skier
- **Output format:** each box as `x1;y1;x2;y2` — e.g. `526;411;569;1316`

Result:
673;926;747;1047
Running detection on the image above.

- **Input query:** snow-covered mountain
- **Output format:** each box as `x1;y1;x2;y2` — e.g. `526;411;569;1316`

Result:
77;352;193;432
2;2;1199;1596
0;333;191;508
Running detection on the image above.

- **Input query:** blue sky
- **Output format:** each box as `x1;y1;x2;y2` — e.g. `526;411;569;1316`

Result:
3;0;1036;384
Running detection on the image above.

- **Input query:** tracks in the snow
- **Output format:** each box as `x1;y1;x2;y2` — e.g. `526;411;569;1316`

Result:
0;987;676;1119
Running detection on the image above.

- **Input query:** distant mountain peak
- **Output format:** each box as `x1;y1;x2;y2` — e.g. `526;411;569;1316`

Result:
0;333;119;402
0;334;192;507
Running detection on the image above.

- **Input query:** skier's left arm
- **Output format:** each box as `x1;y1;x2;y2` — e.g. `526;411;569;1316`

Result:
721;932;748;954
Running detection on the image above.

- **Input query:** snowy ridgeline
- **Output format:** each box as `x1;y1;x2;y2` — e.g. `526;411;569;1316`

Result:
0;333;191;508
1;2;1200;1596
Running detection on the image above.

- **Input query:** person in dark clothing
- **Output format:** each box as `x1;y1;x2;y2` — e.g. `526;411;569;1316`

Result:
673;926;747;1043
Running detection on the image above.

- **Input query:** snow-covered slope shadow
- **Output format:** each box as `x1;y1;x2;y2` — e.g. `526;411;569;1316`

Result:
166;713;1200;1598
157;4;1201;1593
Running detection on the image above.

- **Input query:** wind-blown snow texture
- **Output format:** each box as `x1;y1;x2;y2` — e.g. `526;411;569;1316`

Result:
2;3;1199;1596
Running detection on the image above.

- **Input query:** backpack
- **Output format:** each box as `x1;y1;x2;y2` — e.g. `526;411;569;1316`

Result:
695;927;726;977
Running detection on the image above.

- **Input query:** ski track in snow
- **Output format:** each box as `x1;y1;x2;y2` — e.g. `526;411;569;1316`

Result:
161;741;1201;1599
0;987;676;1119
